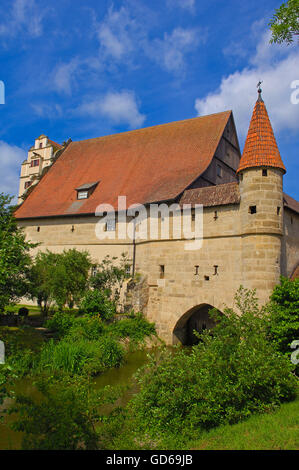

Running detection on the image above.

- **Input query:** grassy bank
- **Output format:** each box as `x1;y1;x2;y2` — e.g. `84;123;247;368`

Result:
188;391;299;450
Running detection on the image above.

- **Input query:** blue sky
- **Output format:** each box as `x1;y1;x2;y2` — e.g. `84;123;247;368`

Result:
0;0;298;200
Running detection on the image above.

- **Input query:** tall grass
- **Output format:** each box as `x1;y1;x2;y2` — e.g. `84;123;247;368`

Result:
36;337;124;375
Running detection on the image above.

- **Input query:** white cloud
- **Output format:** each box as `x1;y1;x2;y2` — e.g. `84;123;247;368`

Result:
0;0;45;38
96;5;200;74
78;90;146;129
167;0;195;12
195;31;299;141
53;58;82;95
0;141;26;199
148;27;200;73
31;103;63;119
97;6;139;60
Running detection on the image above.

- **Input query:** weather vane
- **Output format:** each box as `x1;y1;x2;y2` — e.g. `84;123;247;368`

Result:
257;80;263;92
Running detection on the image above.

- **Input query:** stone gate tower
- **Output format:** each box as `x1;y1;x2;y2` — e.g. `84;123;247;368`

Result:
237;86;286;304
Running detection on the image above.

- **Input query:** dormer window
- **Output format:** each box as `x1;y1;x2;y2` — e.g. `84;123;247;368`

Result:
76;181;99;200
77;190;88;200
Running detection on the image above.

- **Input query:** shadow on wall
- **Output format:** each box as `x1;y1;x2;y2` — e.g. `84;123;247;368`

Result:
173;304;221;346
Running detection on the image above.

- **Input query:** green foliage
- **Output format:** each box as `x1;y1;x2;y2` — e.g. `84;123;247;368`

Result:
128;288;297;443
36;335;124;376
79;289;116;321
91;253;130;304
187;390;299;450
0;193;35;312
28;249;92;314
51;249;92;310
269;0;299;44
45;310;76;337
107;313;156;344
267;276;299;373
9;374;120;450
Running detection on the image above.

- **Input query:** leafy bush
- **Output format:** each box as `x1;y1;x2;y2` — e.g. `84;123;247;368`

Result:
66;316;104;341
107;313;156;343
45;311;76;337
79;290;116;321
9;374;121;449
129;288;297;442
267;276;299;373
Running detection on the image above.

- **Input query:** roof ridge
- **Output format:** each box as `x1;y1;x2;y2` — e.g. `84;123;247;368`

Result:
70;110;232;145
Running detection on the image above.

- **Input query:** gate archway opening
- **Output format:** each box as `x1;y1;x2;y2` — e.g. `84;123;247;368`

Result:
173;304;221;345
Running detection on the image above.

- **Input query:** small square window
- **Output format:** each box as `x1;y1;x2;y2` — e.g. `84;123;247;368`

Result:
106;219;116;231
77;190;88;199
262;169;268;177
249;205;257;214
126;266;131;276
204;275;210;281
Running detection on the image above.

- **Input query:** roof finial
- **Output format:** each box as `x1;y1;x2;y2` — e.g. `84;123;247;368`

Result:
257;81;263;101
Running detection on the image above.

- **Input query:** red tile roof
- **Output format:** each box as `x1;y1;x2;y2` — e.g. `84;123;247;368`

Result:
15;111;231;219
179;182;240;207
283;193;299;214
47;139;62;149
237;95;286;174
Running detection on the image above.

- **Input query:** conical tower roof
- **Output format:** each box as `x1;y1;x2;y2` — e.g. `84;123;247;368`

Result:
237;88;286;174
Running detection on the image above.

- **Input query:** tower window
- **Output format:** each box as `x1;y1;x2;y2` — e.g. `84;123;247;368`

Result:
194;265;199;275
39;143;43;148
214;210;218;220
249;205;257;214
277;207;281;215
24;181;32;189
159;265;165;279
30;159;39;167
213;265;218;275
37;226;40;232
262;169;268;177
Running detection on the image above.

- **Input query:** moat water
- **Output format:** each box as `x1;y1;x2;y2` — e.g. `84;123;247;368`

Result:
0;349;152;450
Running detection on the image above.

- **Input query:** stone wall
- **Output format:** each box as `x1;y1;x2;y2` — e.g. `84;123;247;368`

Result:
17;170;299;344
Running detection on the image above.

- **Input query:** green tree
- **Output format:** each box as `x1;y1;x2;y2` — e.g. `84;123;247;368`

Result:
0;193;35;312
91;253;130;304
52;249;92;310
28;249;92;314
27;250;58;315
269;0;299;45
267;276;299;372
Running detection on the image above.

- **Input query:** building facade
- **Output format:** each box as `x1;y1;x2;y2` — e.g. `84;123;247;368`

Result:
15;92;299;344
18;135;62;204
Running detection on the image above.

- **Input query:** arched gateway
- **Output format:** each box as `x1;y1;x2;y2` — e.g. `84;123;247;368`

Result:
173;304;221;345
